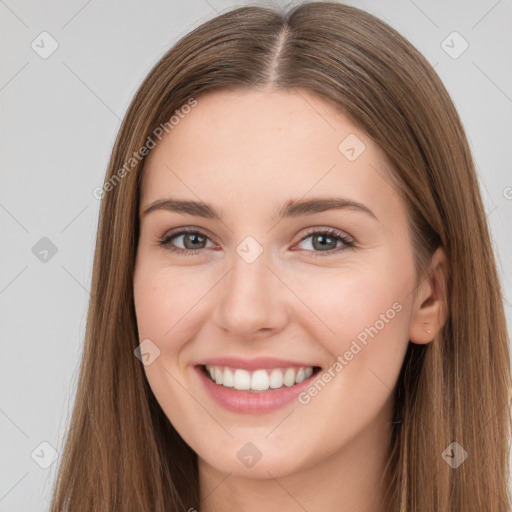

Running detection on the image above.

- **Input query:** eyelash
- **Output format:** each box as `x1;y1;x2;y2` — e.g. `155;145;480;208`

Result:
157;226;355;258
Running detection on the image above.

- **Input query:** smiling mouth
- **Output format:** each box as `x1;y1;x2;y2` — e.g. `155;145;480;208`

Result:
200;364;322;393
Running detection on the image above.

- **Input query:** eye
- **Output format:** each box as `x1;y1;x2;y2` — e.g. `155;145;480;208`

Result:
294;227;355;257
157;226;355;257
158;227;216;255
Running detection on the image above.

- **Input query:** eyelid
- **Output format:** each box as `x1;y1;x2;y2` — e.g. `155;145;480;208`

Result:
297;225;354;243
162;225;217;239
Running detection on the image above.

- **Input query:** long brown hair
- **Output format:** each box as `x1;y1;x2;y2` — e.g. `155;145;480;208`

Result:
49;2;511;510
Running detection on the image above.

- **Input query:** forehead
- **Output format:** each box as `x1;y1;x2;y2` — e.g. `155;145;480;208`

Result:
140;88;400;220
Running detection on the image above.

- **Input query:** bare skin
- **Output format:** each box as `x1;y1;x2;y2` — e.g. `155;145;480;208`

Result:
133;87;448;512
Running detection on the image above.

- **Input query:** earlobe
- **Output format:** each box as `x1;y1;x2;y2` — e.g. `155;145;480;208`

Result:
409;247;450;345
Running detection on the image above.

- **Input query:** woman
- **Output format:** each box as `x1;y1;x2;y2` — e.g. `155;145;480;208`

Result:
49;1;511;511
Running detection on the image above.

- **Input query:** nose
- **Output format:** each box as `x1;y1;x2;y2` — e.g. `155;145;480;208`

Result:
212;248;290;340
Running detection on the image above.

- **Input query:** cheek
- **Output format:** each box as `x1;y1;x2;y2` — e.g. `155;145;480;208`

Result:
283;260;414;431
133;261;208;435
276;267;413;455
133;260;209;345
282;260;413;357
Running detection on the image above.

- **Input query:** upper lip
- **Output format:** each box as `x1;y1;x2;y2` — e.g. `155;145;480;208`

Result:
195;357;321;371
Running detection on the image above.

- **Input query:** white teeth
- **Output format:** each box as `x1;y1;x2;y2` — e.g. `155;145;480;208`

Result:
204;365;316;391
223;368;234;387
251;369;270;391
283;368;296;387
269;368;284;388
233;369;251;390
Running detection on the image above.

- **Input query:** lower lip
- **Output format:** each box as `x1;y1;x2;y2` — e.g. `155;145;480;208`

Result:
195;365;319;414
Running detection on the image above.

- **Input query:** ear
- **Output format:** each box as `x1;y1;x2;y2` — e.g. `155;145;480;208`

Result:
409;247;450;345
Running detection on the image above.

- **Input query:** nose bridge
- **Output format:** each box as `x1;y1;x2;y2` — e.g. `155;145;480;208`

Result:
213;236;289;336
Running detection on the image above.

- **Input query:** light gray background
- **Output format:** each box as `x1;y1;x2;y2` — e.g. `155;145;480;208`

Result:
1;0;511;510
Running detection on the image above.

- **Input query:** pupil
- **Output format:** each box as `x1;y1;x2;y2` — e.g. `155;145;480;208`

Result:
313;235;336;251
184;233;205;249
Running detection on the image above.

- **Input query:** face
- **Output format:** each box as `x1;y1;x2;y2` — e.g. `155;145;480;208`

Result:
133;88;421;479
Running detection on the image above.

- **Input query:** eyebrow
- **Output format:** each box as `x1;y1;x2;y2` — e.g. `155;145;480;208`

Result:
141;196;377;222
